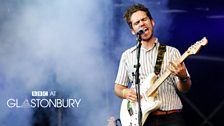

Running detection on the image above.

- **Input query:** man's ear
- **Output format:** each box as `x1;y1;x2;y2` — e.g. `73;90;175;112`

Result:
151;20;155;27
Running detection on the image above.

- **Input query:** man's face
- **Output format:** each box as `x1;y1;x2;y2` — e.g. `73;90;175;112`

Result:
130;11;155;41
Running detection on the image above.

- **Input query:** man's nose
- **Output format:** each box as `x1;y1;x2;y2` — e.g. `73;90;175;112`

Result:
139;21;145;26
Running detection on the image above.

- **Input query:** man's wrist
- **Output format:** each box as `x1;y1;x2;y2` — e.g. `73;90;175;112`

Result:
179;76;189;83
121;89;127;98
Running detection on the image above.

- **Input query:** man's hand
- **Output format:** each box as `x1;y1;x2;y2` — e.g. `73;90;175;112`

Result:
114;84;142;102
122;88;138;102
168;61;188;78
168;60;192;93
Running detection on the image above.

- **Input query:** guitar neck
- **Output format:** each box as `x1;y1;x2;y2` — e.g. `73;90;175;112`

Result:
146;51;189;96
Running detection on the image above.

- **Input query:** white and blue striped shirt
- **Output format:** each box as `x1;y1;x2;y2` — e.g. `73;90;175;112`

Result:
115;38;189;110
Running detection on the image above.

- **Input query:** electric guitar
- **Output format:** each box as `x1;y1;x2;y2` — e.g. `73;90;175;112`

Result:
120;37;208;126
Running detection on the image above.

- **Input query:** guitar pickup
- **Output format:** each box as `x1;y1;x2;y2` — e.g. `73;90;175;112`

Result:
127;101;133;116
128;108;133;116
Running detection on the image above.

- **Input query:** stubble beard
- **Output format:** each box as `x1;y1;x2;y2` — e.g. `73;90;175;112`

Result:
142;32;154;42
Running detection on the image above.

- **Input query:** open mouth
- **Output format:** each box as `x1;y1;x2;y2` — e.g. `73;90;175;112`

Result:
143;27;149;34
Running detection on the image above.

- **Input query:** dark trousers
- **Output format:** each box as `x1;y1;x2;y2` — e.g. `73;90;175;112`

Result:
143;112;186;126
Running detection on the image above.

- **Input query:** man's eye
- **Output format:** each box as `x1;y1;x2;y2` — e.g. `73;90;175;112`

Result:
142;18;148;21
134;21;139;25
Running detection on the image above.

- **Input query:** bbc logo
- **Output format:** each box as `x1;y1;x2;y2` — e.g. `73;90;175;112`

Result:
32;91;48;96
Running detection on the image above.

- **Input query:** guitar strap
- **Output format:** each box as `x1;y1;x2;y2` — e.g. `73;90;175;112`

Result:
154;43;166;75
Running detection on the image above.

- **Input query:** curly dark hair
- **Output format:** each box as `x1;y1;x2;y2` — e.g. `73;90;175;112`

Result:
123;4;153;29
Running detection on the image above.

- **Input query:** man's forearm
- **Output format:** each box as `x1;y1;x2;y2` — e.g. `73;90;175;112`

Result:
114;84;128;99
177;77;192;93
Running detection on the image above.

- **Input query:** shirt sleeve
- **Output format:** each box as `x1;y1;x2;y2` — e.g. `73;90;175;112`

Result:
114;52;130;86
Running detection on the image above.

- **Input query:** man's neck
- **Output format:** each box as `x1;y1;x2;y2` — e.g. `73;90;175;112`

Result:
141;37;156;49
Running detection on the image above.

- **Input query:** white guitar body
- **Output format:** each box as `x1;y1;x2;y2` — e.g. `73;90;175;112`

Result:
119;37;208;126
120;73;161;126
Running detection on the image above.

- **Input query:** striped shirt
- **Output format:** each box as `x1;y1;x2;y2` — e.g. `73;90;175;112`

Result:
115;38;190;111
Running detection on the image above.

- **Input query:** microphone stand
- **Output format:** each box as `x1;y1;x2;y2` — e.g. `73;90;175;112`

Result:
134;34;142;126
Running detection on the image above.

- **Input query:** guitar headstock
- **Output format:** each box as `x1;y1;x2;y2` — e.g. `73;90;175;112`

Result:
186;37;208;55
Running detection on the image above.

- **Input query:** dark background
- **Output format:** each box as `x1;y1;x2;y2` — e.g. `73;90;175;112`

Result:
111;0;224;126
0;0;223;126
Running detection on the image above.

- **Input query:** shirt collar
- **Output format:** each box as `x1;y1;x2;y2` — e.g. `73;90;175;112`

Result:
130;38;159;53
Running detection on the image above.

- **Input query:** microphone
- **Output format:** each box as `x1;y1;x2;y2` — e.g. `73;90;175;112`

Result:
136;28;145;35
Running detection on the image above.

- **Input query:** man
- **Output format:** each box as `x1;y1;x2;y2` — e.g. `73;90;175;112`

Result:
114;3;192;126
